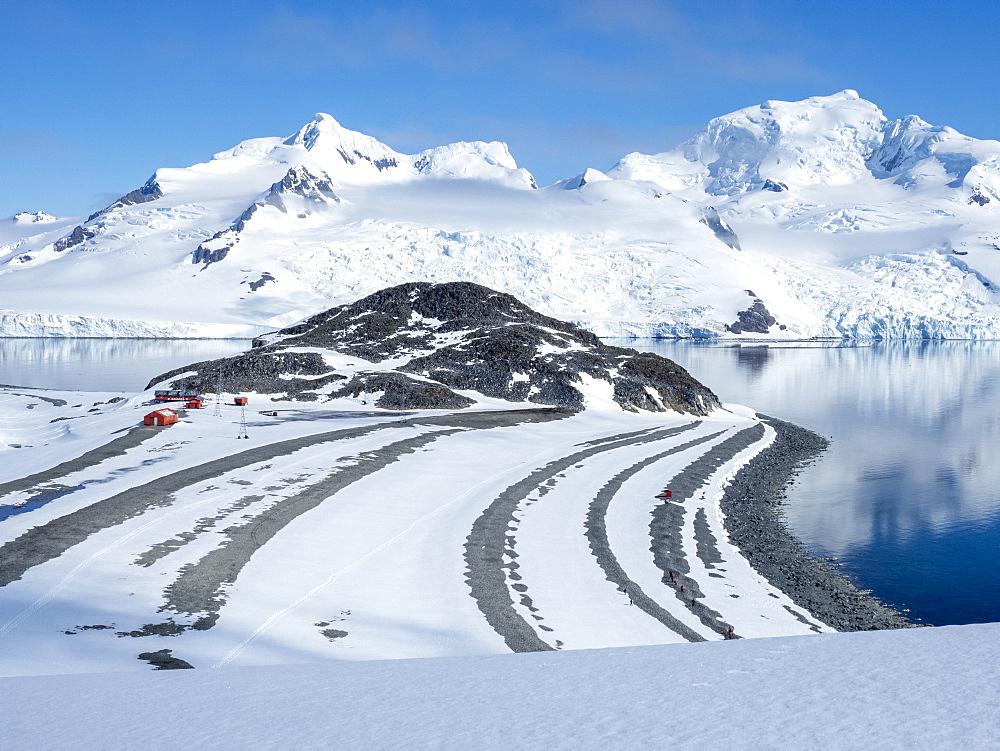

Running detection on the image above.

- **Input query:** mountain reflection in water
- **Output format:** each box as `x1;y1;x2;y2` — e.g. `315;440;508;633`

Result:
0;338;251;392
616;339;1000;627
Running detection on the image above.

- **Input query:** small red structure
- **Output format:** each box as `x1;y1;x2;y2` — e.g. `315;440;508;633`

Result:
664;490;673;499
234;397;248;406
144;408;178;426
185;398;204;409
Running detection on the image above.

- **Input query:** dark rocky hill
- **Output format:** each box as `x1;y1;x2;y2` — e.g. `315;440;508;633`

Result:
149;282;720;414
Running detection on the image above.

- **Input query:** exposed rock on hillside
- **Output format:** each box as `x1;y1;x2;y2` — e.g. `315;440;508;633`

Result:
149;282;721;414
727;292;786;335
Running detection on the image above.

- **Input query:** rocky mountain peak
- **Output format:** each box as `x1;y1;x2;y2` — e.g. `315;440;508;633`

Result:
283;113;405;174
12;211;58;224
152;282;720;415
261;165;340;212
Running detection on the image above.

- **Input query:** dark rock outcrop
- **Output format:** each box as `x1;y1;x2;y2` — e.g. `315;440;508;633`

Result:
193;165;339;267
700;207;741;251
150;351;345;399
88;176;164;222
137;649;194;670
149;281;721;415
52;224;96;252
969;187;991;206
727;293;786;335
336;372;475;410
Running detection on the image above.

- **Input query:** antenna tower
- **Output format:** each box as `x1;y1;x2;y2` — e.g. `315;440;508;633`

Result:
238;403;249;440
213;366;223;417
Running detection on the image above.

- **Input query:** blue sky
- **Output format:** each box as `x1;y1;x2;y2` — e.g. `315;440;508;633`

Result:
2;0;998;218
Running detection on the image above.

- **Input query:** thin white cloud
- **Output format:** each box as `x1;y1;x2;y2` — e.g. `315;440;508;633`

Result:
253;2;829;92
0;133;62;155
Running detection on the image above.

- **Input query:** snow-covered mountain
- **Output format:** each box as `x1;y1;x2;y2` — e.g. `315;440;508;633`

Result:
5;92;1000;339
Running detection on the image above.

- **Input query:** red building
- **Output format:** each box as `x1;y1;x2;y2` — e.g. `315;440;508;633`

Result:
234;397;248;406
154;389;200;402
144;408;179;426
185;398;204;409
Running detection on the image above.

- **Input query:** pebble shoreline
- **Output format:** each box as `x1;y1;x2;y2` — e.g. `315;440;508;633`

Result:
722;414;916;632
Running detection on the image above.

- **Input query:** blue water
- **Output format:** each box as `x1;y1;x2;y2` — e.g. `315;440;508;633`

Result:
0;338;251;391
614;340;1000;627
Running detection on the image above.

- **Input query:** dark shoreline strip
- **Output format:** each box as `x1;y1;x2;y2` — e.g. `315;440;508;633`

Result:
465;422;701;653
721;414;914;632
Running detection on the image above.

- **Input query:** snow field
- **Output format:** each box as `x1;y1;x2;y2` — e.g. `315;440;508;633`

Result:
0;421;459;674
3;622;998;749
1;387;845;678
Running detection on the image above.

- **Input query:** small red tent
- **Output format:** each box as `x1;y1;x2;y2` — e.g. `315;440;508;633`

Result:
144;408;178;426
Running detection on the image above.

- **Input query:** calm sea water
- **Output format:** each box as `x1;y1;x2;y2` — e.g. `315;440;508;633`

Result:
613;339;1000;627
2;337;997;626
0;338;251;391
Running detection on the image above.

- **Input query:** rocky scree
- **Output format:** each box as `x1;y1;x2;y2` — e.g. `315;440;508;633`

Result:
150;282;721;414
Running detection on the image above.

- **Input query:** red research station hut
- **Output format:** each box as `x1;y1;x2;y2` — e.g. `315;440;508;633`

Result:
154;389;200;402
234;397;248;406
185;398;204;409
144;408;179;426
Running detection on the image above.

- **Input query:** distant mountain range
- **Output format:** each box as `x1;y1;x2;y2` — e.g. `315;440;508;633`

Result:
4;90;1000;339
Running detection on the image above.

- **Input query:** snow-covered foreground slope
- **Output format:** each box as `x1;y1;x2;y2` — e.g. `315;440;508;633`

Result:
0;383;842;678
2;623;997;749
6;92;1000;339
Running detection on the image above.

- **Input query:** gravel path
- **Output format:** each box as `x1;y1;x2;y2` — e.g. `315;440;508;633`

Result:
583;430;728;643
649;425;765;636
162;428;466;630
0;424;158;502
0;409;570;591
464;422;701;653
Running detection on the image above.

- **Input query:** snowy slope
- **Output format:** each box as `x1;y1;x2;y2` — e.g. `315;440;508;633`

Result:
5;93;1000;339
0;383;835;677
3;623;998;749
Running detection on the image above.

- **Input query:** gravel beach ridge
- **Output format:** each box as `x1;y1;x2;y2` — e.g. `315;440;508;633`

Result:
723;414;916;632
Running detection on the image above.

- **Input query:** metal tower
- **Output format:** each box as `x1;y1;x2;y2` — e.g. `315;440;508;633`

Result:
237;403;249;439
213;366;223;417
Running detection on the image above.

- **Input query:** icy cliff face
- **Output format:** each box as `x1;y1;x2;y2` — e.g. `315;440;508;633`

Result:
4;94;1000;339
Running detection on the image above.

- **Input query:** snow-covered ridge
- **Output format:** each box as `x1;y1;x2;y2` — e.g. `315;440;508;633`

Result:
609;89;1000;200
4;92;1000;339
3;623;997;748
214;112;535;189
12;211;58;224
